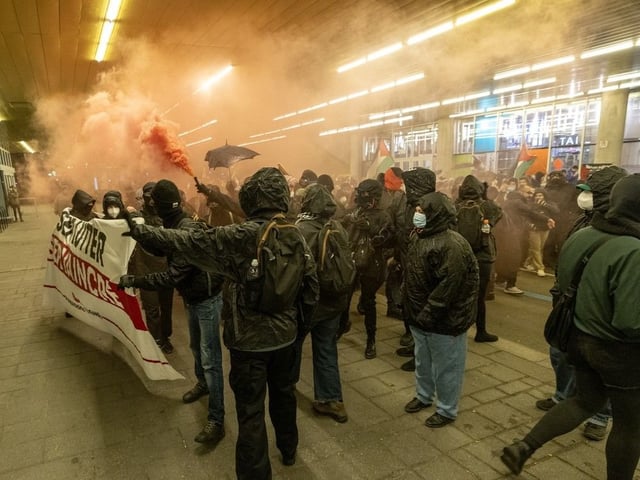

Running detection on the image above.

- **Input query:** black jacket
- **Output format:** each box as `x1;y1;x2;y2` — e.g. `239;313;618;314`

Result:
405;192;479;336
296;184;348;310
133;214;224;304
131;167;319;352
455;175;502;263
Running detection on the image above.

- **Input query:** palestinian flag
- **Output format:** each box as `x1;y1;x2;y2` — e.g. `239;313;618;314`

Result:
513;139;536;179
366;139;394;178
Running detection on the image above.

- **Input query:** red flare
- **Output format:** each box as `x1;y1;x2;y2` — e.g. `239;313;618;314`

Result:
140;122;195;177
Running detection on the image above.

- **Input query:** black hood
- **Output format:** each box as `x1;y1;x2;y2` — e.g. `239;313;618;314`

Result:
402;168;436;206
417;192;456;236
71;189;95;209
458;175;485;200
301;183;336;218
102;190;123;208
584;166;627;213
593;173;640;239
239;167;290;217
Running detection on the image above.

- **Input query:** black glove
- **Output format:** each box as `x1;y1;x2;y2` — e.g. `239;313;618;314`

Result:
118;275;137;289
196;182;212;196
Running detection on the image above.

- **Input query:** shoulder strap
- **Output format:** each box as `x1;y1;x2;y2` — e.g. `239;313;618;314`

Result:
569;235;614;289
319;221;332;271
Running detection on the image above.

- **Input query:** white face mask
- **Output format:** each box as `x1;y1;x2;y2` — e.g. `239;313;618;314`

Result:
507;185;516;192
577;191;593;211
107;206;121;218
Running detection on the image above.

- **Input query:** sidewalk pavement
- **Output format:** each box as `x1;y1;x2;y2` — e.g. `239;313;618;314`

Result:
0;205;635;479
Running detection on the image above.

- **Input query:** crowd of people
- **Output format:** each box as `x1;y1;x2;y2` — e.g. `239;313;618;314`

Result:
52;162;639;480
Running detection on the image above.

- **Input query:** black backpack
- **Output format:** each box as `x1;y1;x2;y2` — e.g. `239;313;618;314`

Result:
316;219;355;296
456;200;485;251
246;213;308;313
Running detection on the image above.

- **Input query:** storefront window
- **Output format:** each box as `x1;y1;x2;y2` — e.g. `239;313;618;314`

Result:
622;91;640;173
526;107;552;148
453;120;474;154
497;110;524;150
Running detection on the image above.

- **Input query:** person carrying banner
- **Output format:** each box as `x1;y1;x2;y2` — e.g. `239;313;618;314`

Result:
118;179;226;446
127;182;175;354
122;168;319;480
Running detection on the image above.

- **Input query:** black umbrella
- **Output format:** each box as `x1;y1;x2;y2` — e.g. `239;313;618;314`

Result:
204;143;260;169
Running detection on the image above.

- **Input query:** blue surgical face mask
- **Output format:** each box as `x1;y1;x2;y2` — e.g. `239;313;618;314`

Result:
413;211;427;228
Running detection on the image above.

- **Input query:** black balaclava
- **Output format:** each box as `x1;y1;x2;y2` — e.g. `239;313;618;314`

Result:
151;179;183;227
355;179;383;209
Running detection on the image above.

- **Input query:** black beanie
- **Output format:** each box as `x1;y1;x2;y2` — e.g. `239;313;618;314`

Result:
151;180;181;209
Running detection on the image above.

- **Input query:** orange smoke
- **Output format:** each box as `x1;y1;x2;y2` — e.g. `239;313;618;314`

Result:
140;122;195;177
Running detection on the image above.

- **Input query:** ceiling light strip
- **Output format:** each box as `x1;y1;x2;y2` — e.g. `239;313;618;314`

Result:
607;71;640;83
580;40;634;59
337;0;516;73
455;0;515;26
522;77;556;88
94;0;122;62
531;55;575;71
18;141;35;153
185;137;212;147
493;83;522;94
240;135;287;147
179;119;218;137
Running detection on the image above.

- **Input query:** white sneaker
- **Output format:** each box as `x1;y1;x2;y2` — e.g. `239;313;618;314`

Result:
537;269;546;277
504;286;524;295
520;265;535;272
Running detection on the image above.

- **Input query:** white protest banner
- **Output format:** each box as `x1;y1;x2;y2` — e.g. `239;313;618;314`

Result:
43;209;183;381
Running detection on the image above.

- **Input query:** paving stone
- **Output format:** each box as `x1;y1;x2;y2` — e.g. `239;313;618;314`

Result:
478;362;524;382
497;379;532;395
474;400;532;429
414;455;478;480
471;387;507;404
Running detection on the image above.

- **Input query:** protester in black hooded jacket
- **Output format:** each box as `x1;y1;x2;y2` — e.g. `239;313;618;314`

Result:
293;184;349;423
403;191;479;428
125;167;318;480
542;171;581;268
343;178;393;360
69;189;98;221
455;175;502;342
119;179;227;447
394;167;437;371
127;182;174;354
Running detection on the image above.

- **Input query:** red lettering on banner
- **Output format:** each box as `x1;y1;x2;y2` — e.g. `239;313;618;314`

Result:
49;235;147;331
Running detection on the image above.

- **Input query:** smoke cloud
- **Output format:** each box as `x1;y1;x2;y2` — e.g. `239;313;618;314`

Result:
28;0;597;205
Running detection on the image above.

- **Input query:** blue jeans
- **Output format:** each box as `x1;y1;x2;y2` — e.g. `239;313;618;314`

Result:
411;326;467;419
549;346;611;425
185;294;224;424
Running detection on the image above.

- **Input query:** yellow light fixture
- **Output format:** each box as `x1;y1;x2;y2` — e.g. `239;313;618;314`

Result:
95;0;123;62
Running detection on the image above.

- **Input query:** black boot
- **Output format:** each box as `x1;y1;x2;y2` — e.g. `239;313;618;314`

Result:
501;440;534;475
475;331;499;342
365;338;376;359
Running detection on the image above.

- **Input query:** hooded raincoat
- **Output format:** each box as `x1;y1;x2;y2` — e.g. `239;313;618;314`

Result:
405;192;479;336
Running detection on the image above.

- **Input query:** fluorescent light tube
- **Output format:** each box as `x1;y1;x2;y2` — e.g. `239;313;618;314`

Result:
494;66;531;80
523;77;556;88
607;71;640;83
455;0;515;26
407;21;453;45
367;43;403;61
493;83;522;94
531;55;574;71
581;40;634;59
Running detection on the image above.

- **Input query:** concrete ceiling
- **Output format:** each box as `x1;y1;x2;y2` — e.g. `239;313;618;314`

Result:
1;0;639;156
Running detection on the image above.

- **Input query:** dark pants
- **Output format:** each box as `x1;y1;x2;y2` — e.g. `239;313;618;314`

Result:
229;344;298;480
526;330;640;479
140;288;173;343
358;272;385;340
10;204;22;222
475;262;493;334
